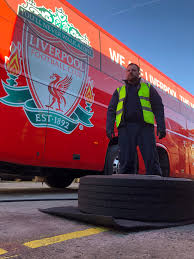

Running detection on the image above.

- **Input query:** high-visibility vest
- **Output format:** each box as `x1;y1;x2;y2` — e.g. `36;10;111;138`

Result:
116;82;155;128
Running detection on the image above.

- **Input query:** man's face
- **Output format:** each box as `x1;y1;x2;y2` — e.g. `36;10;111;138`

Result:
126;64;139;82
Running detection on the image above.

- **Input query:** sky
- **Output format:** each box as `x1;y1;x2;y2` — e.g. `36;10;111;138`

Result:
67;0;194;95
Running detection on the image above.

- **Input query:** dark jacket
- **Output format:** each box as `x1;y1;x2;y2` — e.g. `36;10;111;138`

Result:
106;80;166;132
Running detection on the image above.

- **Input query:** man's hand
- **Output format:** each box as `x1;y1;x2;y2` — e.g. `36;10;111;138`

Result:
106;130;115;141
157;128;166;139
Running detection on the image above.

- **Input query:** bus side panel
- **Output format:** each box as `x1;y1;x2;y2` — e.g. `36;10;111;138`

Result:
181;103;194;178
0;71;47;165
43;67;120;171
0;0;193;177
163;98;190;177
187;119;194;178
100;31;139;82
0;3;47;165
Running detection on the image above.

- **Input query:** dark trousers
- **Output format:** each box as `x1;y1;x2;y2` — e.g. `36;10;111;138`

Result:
118;123;162;175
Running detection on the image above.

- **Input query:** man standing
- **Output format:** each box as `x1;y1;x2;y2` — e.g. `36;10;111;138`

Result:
106;63;166;175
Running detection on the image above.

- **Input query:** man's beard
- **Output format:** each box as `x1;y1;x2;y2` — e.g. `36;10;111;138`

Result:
127;76;140;85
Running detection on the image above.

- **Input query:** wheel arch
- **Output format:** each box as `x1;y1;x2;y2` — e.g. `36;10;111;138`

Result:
156;143;170;177
103;137;119;171
104;140;171;176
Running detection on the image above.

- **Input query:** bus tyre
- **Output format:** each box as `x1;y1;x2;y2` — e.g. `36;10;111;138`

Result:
104;144;138;175
78;175;194;222
104;145;120;175
45;173;75;188
158;148;170;177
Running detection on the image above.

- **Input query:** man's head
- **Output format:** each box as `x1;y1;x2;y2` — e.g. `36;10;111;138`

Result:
126;63;140;84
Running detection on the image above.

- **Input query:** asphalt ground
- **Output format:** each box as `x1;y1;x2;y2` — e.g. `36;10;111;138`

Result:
0;181;78;201
0;181;194;259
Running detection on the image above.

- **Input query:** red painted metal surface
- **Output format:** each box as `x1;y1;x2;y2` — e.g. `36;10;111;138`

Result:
0;0;193;178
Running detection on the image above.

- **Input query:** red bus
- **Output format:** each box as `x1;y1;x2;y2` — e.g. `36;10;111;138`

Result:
0;0;193;187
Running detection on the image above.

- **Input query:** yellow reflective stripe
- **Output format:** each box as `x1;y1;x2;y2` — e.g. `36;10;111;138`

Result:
140;99;151;108
117;101;123;111
117;87;121;94
138;83;150;97
138;82;154;125
118;85;126;98
146;83;151;88
120;92;125;98
116;85;126;128
142;110;154;124
116;113;122;127
116;83;154;126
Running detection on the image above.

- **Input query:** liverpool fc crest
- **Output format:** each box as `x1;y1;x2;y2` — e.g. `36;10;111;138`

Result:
0;0;94;134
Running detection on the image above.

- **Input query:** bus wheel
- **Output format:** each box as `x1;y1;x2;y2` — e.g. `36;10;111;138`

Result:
45;173;75;188
158;148;170;177
104;145;120;175
104;144;139;175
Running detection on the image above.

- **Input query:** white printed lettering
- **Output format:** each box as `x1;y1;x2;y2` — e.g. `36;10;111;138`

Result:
120;55;125;67
49;45;54;55
29;34;35;47
55;48;61;59
36;114;41;122
109;48;120;64
140;68;144;77
40;40;48;51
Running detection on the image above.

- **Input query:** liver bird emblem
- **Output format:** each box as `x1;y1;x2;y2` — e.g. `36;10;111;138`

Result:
46;73;72;111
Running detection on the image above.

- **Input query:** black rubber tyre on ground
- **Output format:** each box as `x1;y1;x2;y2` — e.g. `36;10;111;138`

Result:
78;175;194;222
45;173;75;188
